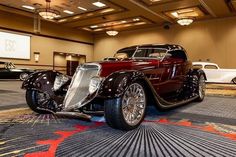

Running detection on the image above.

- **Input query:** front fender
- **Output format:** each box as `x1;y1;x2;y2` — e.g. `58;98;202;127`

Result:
21;70;61;93
98;70;145;98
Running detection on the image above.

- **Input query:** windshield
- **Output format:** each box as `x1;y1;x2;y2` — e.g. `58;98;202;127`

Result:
114;47;168;60
114;48;136;59
134;48;167;60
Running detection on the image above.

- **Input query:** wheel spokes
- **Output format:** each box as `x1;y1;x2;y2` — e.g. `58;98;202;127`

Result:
122;83;146;126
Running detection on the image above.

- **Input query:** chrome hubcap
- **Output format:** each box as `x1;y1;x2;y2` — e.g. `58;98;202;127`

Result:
198;75;206;99
20;73;28;80
122;83;146;126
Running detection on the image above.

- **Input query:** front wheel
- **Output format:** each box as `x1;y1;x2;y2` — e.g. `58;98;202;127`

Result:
104;82;146;130
26;90;56;114
20;73;29;81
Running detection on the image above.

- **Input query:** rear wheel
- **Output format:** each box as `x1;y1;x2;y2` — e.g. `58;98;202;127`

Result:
196;74;206;102
104;82;146;130
26;90;56;114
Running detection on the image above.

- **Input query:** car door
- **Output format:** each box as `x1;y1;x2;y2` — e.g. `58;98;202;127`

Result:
158;50;188;95
203;64;220;82
0;67;13;79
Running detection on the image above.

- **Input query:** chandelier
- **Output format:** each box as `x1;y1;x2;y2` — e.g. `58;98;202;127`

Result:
106;30;119;36
37;0;60;20
177;18;194;26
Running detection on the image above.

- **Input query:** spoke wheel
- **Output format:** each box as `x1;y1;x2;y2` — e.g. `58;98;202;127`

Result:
197;74;206;101
104;82;146;130
122;83;146;126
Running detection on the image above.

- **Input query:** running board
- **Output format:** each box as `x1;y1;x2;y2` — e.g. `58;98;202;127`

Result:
55;112;92;121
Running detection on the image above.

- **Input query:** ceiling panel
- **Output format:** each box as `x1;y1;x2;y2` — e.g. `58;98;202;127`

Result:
0;0;234;34
165;7;205;20
0;0;117;19
141;0;180;6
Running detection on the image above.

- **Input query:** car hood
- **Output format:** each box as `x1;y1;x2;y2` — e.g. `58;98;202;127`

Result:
96;58;160;77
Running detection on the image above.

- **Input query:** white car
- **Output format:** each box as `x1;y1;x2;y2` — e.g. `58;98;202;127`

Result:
193;62;236;84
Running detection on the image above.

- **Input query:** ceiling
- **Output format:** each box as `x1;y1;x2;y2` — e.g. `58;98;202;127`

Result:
0;0;235;34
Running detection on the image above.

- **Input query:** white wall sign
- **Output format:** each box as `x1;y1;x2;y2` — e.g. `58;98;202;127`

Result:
0;31;31;59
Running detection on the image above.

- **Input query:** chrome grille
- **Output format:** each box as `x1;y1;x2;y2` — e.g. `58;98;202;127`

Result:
63;63;100;110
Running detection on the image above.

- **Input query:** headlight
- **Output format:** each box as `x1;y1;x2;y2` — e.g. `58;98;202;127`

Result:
89;76;101;94
53;74;69;91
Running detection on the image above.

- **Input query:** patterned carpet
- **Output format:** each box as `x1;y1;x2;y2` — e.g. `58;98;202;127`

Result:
0;96;236;157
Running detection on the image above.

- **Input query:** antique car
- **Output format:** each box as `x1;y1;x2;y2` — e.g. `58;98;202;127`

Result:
0;61;35;81
22;44;206;130
193;62;236;84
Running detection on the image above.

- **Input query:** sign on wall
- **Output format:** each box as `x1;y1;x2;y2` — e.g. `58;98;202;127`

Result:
0;31;31;59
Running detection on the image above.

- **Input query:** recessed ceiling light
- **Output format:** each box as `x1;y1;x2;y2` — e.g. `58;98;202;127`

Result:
58;19;67;23
178;9;194;14
90;25;98;28
22;5;35;10
151;0;162;2
100;8;115;13
134;22;146;25
63;10;74;14
78;6;87;11
73;16;81;19
171;12;178;18
124;24;132;27
133;18;140;21
94;28;103;31
92;2;106;7
83;28;92;31
86;13;94;16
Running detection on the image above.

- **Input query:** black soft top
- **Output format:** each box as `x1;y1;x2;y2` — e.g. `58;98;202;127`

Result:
118;44;185;51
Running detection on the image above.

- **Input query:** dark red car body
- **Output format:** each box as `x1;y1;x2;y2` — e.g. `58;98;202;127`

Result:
22;44;206;130
99;58;191;97
97;44;193;100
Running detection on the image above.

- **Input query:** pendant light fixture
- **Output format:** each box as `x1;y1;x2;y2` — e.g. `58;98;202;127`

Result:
177;18;194;26
37;0;60;20
106;30;119;36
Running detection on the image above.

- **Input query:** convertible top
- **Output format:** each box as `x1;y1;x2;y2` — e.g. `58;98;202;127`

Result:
118;44;185;52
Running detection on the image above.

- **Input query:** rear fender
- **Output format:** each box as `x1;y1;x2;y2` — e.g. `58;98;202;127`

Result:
191;69;207;80
99;70;146;98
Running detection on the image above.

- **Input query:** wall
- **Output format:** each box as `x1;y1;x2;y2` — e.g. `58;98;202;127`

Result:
94;16;236;68
0;10;93;70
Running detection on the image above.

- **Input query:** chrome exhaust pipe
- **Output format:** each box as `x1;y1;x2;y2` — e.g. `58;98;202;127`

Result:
55;112;92;121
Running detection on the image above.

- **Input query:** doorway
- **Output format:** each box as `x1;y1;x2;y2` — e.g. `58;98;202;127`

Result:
53;52;86;76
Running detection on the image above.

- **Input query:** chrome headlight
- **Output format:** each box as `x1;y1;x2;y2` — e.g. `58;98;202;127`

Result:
53;74;70;91
89;76;101;94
